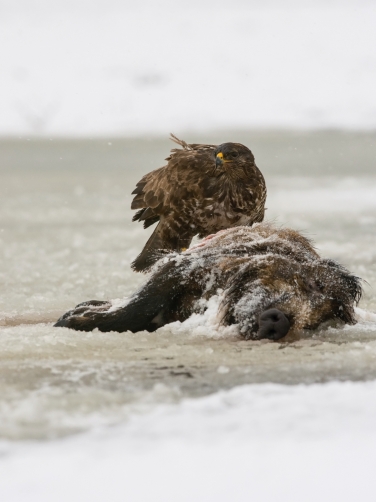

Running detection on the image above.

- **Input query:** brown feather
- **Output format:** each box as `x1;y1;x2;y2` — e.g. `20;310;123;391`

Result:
131;136;267;271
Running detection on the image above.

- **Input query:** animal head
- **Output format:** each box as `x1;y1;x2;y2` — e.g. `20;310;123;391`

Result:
222;254;362;341
214;143;255;171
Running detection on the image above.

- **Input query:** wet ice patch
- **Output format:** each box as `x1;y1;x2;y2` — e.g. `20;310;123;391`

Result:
2;318;376;441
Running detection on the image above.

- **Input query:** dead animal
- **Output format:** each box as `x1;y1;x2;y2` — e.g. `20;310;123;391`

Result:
54;224;362;341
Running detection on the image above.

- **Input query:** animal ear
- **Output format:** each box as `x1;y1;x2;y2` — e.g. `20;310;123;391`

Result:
322;258;363;304
344;274;363;304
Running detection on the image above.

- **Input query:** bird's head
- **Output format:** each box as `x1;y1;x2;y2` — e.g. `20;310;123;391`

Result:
214;143;255;171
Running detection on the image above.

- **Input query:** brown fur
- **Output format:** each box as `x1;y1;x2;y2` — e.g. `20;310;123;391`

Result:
55;224;362;340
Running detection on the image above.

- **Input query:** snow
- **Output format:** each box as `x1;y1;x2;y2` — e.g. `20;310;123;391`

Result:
0;0;376;136
2;381;376;501
355;307;376;323
157;294;239;338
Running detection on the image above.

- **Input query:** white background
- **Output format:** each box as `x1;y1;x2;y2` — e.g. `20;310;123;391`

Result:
1;0;375;135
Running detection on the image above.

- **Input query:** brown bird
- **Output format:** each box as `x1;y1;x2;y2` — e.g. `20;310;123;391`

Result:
131;134;267;272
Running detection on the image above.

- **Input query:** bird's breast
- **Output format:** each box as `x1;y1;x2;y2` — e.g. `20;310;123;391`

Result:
193;200;252;233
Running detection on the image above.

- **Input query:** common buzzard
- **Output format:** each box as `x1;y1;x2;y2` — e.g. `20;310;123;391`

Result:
131;135;266;271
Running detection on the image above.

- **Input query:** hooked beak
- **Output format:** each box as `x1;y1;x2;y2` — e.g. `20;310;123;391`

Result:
216;152;224;168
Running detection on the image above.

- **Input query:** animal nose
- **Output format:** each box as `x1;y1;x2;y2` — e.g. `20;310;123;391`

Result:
258;308;290;340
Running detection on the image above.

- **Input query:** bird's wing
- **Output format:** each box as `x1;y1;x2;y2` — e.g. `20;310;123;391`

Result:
131;138;216;228
240;166;267;217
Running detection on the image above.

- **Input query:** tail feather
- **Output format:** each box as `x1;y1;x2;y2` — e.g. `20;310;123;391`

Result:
133;208;160;229
132;222;166;272
132;220;193;273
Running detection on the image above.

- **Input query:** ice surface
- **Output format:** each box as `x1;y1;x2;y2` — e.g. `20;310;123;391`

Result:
1;134;376;499
1;134;376;440
0;0;376;135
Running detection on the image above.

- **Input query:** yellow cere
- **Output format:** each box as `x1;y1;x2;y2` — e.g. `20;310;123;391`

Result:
216;152;224;159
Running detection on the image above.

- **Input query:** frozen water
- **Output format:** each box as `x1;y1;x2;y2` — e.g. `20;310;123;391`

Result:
1;132;376;439
1;133;376;499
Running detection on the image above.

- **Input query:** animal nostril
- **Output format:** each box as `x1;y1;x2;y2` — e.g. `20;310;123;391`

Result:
258;308;290;341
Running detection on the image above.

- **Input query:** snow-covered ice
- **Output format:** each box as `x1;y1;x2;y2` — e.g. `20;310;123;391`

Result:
1;133;376;499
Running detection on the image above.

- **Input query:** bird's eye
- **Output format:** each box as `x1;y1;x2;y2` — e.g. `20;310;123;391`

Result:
230;152;238;159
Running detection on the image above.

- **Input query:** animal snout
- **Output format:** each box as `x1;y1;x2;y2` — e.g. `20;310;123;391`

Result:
258;308;290;340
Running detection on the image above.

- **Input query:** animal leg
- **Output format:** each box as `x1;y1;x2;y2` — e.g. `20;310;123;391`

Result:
54;260;190;333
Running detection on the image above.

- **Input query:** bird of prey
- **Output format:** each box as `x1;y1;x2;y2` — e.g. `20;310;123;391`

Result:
131;134;267;272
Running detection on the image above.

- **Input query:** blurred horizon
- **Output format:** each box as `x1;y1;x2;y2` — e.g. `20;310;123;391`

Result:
1;130;375;178
1;0;375;137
